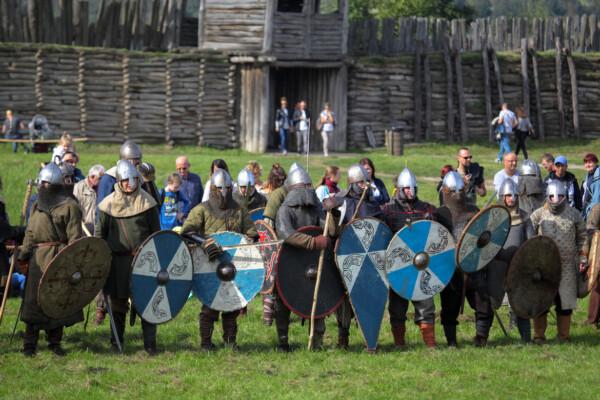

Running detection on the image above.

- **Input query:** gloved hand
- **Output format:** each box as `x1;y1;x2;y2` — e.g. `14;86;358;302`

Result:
314;235;331;250
10;226;26;244
137;162;156;182
202;237;222;261
322;197;341;211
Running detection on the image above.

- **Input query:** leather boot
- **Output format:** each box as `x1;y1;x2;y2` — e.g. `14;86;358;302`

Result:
23;324;39;357
263;296;274;327
557;314;571;343
142;320;157;356
419;323;437;348
110;312;126;350
443;324;457;347
47;327;65;356
391;325;406;349
200;316;216;351
516;317;531;343
222;313;240;351
533;314;547;344
474;334;487;348
336;331;349;350
312;333;324;351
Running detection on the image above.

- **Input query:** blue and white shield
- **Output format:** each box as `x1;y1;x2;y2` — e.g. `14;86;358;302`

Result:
130;230;193;325
192;232;265;312
456;205;511;274
386;221;456;301
335;217;392;350
250;207;265;223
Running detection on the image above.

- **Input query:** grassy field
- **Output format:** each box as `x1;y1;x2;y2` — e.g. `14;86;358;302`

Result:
1;138;600;399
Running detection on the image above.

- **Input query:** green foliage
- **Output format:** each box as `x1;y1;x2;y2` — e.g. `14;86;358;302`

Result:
349;0;475;21
466;0;600;18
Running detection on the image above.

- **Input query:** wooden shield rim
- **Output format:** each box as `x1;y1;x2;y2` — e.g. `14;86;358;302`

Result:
255;219;278;295
506;235;561;319
275;225;345;319
38;236;112;319
455;204;510;273
334;216;392;350
129;229;193;326
588;231;600;292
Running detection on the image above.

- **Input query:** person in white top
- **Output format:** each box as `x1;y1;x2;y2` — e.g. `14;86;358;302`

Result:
493;152;519;192
293;101;311;155
319;103;335;157
495;103;517;163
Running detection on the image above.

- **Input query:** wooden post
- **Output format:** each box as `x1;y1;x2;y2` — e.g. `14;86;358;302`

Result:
424;51;432;140
521;39;530;116
78;51;87;137
443;35;454;142
413;40;423;142
482;37;493;142
565;39;580;138
122;54;130;140
555;37;566;139
544;17;554;51
491;43;504;106
165;57;172;144
590;14;598;52
530;45;545;140
455;49;468;143
28;0;38;42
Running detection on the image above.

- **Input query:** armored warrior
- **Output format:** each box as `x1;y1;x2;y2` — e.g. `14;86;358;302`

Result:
274;168;339;352
233;169;267;211
517;158;545;215
19;163;84;356
95;160;161;355
57;161;76;200
262;162;304;228
437;171;494;347
530;180;589;343
486;179;535;342
181;170;257;351
381;168;437;348
333;163;383;349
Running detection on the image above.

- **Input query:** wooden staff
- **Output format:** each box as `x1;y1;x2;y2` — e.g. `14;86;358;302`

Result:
82;222;92;331
307;211;332;350
351;183;369;221
0;179;35;326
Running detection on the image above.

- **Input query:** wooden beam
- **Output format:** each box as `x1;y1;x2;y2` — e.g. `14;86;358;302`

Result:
530;45;545;140
555;37;566;139
521;38;530;116
482;37;493;142
443;35;454;142
413;40;423;142
564;38;580;138
455;49;468;143
424;51;432;140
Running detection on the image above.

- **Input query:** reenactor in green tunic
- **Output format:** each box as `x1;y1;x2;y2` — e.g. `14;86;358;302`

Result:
182;169;257;351
96;160;161;355
19;163;83;356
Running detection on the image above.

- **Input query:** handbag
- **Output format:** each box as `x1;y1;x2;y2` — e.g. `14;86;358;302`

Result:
316;119;323;131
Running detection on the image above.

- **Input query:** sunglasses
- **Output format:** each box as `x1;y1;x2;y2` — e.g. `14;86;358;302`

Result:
461;156;473;160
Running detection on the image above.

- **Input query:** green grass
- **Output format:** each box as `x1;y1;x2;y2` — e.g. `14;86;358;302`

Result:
1;139;600;399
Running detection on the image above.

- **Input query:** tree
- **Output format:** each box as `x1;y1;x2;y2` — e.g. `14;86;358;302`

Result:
349;0;475;21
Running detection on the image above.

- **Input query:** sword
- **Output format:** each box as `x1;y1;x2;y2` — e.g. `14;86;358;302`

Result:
9;300;24;345
104;294;122;353
484;191;498;208
494;310;509;337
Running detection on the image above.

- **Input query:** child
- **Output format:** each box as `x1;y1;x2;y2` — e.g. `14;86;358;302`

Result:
159;173;190;230
52;132;74;163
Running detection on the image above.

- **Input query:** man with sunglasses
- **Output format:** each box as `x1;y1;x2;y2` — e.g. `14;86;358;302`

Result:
456;148;486;206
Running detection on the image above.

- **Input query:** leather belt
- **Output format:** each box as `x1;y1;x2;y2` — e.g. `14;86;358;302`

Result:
33;241;67;247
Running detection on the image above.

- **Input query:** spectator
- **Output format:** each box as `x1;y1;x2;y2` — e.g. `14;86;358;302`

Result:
514;106;534;160
74;164;106;234
52;132;74;163
315;166;341;201
493;153;519;192
456;148;486;206
201;159;232;202
582;153;600;219
167;156;203;222
259;163;286;199
293;101;311;155
544;156;582;212
62;151;85;183
245;161;264;191
541;153;555;179
159;173;190;230
275;97;292;155
3;110;29;154
437;165;455;206
319;102;335;157
495;103;517;163
360;157;390;206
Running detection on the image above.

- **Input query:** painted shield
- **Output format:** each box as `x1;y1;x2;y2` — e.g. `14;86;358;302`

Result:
130;230;193;325
250;207;265;223
192;232;265;312
587;231;600;293
255;220;279;294
386;221;456;301
335;217;392;350
38;237;111;319
456;205;511;273
506;235;562;319
276;226;345;318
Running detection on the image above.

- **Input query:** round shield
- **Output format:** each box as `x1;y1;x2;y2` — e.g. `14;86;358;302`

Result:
276;226;345;319
130;230;193;325
456;205;511;273
386;220;456;301
255;220;279;294
335;217;392;350
192;232;265;312
38;237;111;319
506;235;562;319
250;207;265;223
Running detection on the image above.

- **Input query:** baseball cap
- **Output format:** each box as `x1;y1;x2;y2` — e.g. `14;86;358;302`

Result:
554;156;567;165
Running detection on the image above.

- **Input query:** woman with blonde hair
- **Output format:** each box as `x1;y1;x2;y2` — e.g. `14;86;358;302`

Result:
245;161;264;190
514;106;534;160
52;132;74;163
315;165;341;201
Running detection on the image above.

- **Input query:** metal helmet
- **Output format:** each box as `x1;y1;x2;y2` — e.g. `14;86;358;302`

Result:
119;141;142;161
546;179;567;212
211;169;233;198
440;171;464;194
57;161;73;179
115;159;139;190
237;169;255;189
498;178;518;203
397;168;418;200
520;159;540;176
286;168;312;188
288;162;305;175
37;162;63;185
347;163;369;185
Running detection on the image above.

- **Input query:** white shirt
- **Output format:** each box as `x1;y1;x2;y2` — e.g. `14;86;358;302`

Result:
493;169;519;192
499;109;516;133
320;110;335;132
299;110;308;131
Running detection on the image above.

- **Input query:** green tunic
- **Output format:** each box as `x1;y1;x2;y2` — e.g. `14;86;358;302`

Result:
19;199;84;330
95;207;161;299
263;187;287;221
181;201;257;237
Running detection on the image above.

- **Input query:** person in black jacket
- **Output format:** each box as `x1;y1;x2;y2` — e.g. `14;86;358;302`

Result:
455;148;486;206
359;158;389;207
275;97;292;155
